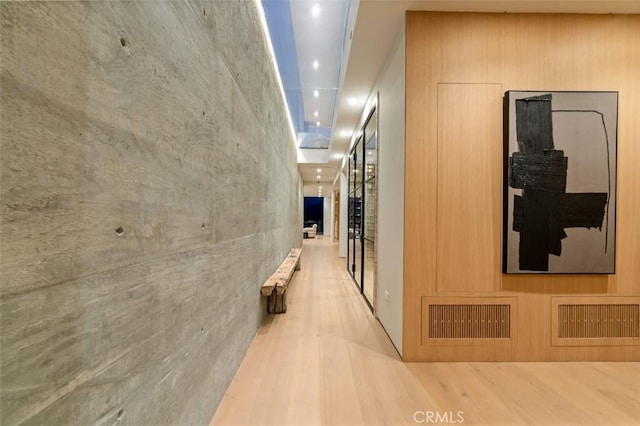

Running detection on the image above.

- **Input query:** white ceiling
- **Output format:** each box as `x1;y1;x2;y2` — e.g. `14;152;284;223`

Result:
297;0;640;197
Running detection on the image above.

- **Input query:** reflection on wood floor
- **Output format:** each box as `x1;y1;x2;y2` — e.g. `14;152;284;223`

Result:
211;237;640;426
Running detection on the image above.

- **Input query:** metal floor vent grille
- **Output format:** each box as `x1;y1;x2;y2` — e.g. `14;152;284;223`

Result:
558;304;639;338
428;304;511;339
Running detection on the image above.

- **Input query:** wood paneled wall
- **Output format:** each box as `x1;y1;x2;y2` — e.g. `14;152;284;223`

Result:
404;12;640;361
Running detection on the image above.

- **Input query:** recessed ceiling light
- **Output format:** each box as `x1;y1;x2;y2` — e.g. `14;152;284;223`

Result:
314;90;319;98
311;5;322;17
314;111;318;117
316;175;321;179
339;130;351;137
347;97;359;106
319;186;323;189
313;60;319;69
316;121;320;127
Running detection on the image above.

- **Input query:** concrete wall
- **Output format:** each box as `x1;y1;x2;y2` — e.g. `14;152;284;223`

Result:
0;1;301;425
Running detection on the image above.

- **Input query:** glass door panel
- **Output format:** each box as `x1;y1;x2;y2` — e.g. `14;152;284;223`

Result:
363;177;376;304
347;103;378;310
362;107;377;309
348;138;363;290
352;184;362;288
363;239;375;304
364;178;376;242
348;191;355;273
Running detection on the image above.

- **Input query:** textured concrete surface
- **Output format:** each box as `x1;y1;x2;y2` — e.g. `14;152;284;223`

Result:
0;1;301;425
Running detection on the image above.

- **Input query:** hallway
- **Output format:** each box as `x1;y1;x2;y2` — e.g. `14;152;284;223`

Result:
210;238;640;426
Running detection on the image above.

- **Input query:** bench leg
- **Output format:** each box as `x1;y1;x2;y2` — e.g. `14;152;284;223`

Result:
267;291;287;314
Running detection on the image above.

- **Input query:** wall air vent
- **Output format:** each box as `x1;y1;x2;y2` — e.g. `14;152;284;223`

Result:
428;304;510;339
558;304;639;339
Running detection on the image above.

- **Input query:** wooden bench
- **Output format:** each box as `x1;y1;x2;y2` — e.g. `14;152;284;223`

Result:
260;248;301;314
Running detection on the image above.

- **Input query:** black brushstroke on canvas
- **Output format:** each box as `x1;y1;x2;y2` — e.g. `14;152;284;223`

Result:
509;94;607;271
513;193;608;231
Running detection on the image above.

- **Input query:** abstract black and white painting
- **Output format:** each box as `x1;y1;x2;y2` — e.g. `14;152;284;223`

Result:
503;91;617;274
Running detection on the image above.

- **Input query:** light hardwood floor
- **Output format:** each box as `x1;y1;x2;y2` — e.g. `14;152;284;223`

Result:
210;237;640;426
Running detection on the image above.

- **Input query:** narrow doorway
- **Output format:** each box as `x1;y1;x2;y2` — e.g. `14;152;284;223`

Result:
304;197;324;235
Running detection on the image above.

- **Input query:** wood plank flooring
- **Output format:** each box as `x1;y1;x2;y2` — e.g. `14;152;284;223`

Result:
210;237;640;426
